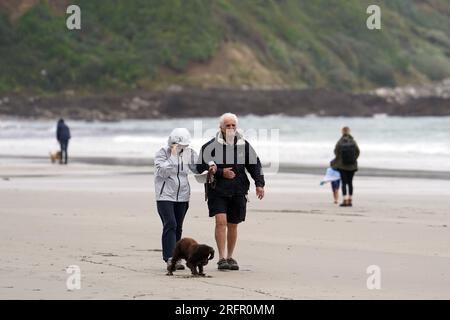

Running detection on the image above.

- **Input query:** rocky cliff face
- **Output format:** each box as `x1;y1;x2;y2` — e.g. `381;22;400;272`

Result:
372;78;450;104
0;1;449;119
1;86;449;121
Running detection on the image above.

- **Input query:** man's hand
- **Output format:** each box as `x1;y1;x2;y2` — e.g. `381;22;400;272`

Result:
223;167;236;179
256;187;265;200
209;164;217;175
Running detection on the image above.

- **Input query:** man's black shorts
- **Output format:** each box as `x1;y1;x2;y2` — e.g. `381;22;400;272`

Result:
207;194;248;224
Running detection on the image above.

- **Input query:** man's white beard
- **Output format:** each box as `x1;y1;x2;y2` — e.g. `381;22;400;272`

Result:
224;129;236;144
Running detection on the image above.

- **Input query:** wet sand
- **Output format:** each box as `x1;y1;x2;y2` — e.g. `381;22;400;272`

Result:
3;155;450;180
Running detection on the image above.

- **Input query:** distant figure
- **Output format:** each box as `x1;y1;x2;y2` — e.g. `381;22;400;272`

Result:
331;127;360;207
331;179;340;204
320;166;341;204
56;119;71;165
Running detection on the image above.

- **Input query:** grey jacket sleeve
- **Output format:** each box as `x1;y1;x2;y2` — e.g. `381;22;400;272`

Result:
154;148;178;179
188;148;199;174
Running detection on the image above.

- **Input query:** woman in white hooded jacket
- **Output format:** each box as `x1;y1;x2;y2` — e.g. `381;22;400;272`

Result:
154;128;198;269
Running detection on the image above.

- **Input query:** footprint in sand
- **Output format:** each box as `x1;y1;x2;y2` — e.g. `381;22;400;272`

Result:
94;252;119;257
169;274;213;279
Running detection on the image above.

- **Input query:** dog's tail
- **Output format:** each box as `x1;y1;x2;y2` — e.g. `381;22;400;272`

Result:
208;248;215;261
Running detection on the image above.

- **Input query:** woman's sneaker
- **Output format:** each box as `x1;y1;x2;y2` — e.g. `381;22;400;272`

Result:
217;258;230;270
227;258;239;270
339;200;349;207
167;258;185;270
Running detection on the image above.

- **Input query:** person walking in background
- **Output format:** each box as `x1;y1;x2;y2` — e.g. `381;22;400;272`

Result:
56;118;71;165
154;128;198;270
331;127;360;207
196;113;265;271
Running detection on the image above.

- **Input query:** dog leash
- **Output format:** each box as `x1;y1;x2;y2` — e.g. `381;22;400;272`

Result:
205;167;216;201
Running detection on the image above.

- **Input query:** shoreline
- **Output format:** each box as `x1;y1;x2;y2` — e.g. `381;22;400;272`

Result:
2;154;450;181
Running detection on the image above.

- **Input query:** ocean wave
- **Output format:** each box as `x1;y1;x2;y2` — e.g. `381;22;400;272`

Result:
1;116;450;171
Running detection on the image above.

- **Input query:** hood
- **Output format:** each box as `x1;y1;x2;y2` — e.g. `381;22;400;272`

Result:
167;128;192;146
340;134;354;142
216;129;245;145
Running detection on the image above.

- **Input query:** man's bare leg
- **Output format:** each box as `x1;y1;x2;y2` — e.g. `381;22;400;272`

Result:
226;223;238;259
215;214;227;260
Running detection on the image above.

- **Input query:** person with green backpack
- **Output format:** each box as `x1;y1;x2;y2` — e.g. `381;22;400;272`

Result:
331;127;360;207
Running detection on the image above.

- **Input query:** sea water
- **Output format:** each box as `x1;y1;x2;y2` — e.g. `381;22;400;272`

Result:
1;115;449;172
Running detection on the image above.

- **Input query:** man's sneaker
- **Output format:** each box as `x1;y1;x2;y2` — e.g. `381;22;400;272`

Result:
217;258;230;270
227;258;239;270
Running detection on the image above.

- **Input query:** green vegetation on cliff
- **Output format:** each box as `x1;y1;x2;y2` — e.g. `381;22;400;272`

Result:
0;0;449;93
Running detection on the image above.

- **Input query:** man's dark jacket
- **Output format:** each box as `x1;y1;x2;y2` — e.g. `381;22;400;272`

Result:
196;131;265;197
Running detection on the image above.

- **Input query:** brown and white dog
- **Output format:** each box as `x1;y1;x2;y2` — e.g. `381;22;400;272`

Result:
167;238;214;276
49;151;61;164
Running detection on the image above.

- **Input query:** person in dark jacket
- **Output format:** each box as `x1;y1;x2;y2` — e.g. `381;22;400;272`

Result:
56;119;71;164
331;127;360;207
196;113;265;271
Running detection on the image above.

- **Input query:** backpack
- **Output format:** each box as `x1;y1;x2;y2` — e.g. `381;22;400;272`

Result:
340;141;357;165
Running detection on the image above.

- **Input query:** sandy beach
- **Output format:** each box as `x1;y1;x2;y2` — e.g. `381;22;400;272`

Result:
1;161;450;300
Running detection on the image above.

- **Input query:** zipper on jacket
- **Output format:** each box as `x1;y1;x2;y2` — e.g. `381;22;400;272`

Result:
180;149;184;171
159;181;166;196
176;156;181;201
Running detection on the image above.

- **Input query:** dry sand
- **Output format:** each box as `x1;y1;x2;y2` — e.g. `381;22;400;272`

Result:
1;162;449;299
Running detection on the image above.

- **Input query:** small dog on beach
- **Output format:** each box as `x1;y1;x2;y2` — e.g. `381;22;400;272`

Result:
49;151;61;164
167;238;214;276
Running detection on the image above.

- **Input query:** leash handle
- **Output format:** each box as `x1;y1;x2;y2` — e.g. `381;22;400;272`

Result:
205;167;216;201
